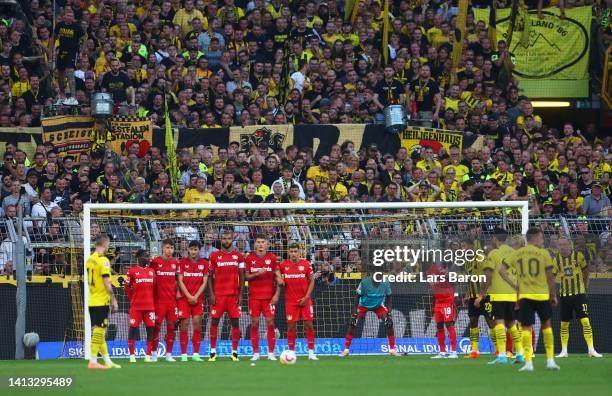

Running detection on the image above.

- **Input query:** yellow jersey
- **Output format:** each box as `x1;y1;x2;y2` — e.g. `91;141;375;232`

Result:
483;244;517;302
306;166;329;186
553;251;587;297
507;244;554;301
183;189;216;217
86;252;112;307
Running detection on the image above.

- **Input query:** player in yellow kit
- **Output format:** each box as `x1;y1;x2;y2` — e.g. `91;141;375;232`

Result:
554;236;602;358
506;228;559;372
476;228;524;365
86;234;121;369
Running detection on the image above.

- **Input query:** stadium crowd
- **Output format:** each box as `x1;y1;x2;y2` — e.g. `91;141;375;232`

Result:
0;0;610;276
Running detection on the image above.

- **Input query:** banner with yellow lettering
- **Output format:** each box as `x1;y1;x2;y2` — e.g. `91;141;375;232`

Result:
400;126;464;154
108;116;153;154
474;6;591;97
42;116;94;158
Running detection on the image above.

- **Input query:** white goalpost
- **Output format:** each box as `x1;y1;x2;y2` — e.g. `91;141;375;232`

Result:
82;201;529;359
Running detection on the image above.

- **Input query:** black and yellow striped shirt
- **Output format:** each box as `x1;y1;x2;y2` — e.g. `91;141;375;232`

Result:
554;251;587;297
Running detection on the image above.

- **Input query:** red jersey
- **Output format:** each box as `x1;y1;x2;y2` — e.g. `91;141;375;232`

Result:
149;256;179;303
245;252;278;300
209;250;245;296
177;258;209;301
280;259;313;305
427;263;455;303
125;266;156;311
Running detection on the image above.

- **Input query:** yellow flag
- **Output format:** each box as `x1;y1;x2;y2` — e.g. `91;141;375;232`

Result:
382;0;390;65
451;0;468;83
164;95;178;196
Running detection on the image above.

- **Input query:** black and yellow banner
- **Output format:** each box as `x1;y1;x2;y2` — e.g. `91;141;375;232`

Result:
108;116;153;154
400;127;464;154
42;116;95;158
474;6;591;97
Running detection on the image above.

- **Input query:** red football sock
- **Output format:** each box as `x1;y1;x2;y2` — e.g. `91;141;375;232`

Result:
266;324;276;354
192;327;202;354
251;325;259;353
287;330;297;351
146;340;153;355
128;338;135;355
532;329;536;352
506;330;513;353
345;334;353;349
210;323;218;349
388;335;396;350
448;326;457;352
305;328;315;350
152;322;161;351
436;328;446;353
231;326;240;351
180;329;188;355
166;323;175;355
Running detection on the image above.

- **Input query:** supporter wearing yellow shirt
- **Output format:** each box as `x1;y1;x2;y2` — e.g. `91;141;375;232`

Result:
306;156;331;186
174;0;207;37
11;68;31;97
490;159;514;187
416;146;441;172
442;146;469;182
183;176;216;217
216;0;245;25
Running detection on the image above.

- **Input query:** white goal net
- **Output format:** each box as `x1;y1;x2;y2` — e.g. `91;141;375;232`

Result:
81;202;529;358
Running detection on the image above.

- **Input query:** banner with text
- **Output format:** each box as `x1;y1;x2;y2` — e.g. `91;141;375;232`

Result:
400;126;464;154
42;116;94;158
473;6;591;98
108;117;153;155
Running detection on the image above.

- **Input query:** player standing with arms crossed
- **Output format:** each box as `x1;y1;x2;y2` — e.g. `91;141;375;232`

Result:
246;235;282;361
554;236;602;358
280;243;318;360
177;241;209;362
208;231;245;362
508;228;560;372
86;234;120;369
429;262;458;359
126;250;156;363
476;228;525;365
150;239;179;362
339;275;402;357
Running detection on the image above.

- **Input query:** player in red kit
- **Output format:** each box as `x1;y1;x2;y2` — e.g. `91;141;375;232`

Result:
245;235;282;361
149;239;179;362
177;240;209;362
208;231;245;362
428;262;458;359
125;250;156;363
280;243;317;360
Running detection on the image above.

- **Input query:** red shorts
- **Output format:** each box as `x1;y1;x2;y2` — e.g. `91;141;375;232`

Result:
177;298;204;319
210;295;240;319
155;301;178;324
433;300;457;323
129;308;155;327
285;299;313;323
357;305;389;318
248;298;275;318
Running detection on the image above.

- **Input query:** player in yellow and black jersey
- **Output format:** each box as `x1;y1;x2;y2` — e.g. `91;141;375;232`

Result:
477;228;524;364
506;228;559;371
462;238;495;359
86;234;121;369
553;237;602;358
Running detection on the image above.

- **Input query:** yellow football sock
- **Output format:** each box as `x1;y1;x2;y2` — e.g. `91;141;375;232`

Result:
490;328;498;355
470;327;479;353
580;317;594;350
91;327;105;360
560;321;570;351
494;324;506;357
509;325;523;355
543;327;554;359
522;328;533;362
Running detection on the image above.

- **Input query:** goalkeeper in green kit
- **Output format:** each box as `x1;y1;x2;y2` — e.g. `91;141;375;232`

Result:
339;275;402;357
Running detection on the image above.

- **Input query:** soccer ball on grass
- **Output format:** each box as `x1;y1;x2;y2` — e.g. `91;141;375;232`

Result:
280;350;297;365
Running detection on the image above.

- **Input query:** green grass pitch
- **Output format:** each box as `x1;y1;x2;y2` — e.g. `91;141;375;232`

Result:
1;355;611;396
